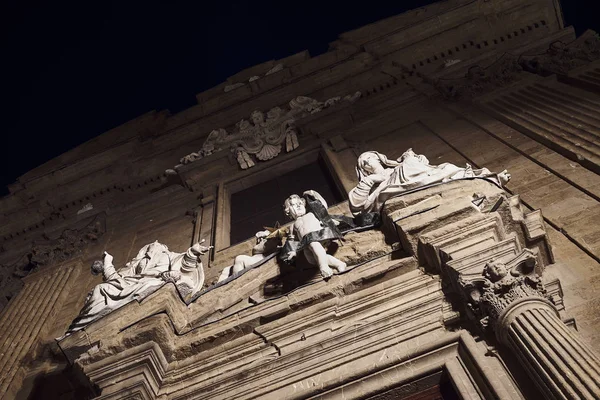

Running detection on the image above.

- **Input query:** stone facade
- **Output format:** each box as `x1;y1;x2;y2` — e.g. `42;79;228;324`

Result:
2;0;600;398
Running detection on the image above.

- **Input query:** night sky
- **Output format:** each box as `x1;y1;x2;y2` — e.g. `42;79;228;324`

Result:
1;0;598;196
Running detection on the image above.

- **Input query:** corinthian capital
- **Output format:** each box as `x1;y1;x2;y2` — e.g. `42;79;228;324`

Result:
458;249;549;330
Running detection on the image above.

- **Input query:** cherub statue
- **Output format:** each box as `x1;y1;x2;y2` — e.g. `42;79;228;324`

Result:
349;149;511;215
60;240;211;338
217;229;281;282
282;190;346;279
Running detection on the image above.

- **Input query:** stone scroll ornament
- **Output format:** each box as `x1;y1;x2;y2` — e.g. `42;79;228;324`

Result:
59;240;212;338
457;249;547;331
167;92;361;172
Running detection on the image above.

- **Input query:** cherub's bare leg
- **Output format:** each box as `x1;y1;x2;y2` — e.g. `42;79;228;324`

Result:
306;243;333;278
232;254;264;274
328;255;346;272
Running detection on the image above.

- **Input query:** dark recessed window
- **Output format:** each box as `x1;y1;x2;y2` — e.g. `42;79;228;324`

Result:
229;159;344;245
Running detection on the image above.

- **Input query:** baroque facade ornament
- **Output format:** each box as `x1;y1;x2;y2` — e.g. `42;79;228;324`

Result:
458;249;547;330
0;214;106;309
520;32;600;76
168;92;361;172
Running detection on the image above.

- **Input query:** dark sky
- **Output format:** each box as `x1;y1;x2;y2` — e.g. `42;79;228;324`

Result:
1;0;597;196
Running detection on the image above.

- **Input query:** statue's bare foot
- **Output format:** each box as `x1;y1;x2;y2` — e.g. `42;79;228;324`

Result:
498;170;511;186
320;265;334;279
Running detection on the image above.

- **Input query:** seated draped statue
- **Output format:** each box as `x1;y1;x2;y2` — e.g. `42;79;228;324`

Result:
60;240;211;338
349;149;510;215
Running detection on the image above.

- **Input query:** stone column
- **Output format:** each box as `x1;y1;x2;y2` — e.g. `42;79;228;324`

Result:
497;297;600;400
459;255;600;400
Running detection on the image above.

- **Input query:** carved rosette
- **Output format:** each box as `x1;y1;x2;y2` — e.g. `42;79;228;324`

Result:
168;91;361;171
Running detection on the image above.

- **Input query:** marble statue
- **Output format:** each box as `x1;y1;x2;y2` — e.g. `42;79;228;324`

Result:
349;149;510;214
282;190;346;279
61;240;211;337
217;230;281;282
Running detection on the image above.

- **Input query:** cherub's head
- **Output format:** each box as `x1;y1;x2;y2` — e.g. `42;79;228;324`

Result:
251;110;264;126
483;259;508;282
284;194;306;220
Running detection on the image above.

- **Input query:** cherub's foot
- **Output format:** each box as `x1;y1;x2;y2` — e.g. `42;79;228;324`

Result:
498;170;511;186
320;265;334;279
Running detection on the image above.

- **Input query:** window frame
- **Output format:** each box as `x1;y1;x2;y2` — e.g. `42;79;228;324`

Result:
213;147;348;252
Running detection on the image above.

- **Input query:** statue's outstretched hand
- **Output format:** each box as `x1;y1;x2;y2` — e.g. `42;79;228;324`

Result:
191;240;213;256
283;251;296;263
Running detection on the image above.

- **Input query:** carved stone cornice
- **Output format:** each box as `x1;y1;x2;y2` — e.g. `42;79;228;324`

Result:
167;92;361;171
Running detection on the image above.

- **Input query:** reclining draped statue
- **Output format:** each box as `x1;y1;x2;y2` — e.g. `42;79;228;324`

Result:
348;148;510;214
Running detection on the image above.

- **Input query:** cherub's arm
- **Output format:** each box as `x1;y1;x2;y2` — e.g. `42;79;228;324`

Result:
282;222;298;262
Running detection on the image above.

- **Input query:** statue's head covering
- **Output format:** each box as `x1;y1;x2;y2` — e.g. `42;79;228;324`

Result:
355;151;401;182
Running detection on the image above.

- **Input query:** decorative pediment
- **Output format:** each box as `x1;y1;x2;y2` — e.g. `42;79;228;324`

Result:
167;91;361;172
